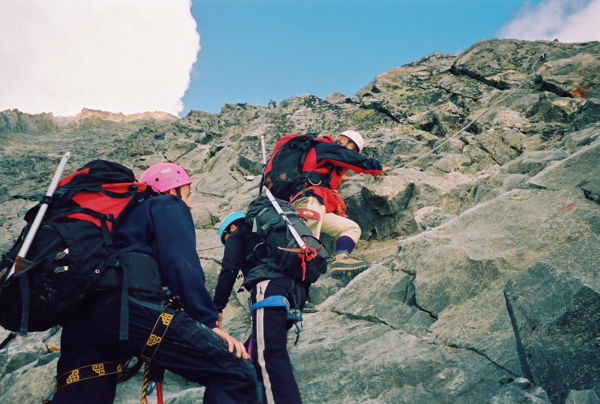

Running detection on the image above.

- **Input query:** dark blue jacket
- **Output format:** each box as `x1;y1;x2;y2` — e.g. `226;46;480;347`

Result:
113;195;219;329
213;222;261;311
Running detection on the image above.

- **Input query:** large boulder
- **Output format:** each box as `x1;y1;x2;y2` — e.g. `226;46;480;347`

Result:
394;188;600;379
537;53;600;100
290;311;511;404
0;352;59;404
505;262;600;404
528;139;600;194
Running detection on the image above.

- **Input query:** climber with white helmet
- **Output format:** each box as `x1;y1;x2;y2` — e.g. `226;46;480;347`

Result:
52;162;257;404
290;130;391;281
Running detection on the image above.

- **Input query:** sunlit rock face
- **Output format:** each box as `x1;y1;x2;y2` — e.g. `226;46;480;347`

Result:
1;39;599;404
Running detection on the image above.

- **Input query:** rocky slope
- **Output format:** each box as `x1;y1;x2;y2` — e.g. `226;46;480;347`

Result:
1;38;599;404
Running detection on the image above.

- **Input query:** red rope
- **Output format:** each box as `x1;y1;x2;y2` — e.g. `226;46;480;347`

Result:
298;246;319;281
157;382;164;404
299;252;307;281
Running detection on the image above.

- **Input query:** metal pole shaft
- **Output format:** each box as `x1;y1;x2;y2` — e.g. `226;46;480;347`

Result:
259;135;267;196
7;152;70;279
265;188;307;249
261;135;267;165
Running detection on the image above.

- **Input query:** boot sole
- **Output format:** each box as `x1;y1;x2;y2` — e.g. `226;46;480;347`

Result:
330;265;369;281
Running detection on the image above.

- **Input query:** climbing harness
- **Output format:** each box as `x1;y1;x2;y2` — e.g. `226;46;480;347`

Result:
251;295;304;345
43;357;141;403
54;361;124;392
402;54;548;170
139;299;182;364
251;295;303;322
44;300;179;403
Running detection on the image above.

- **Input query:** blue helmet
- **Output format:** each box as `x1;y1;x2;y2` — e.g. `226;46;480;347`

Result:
219;212;246;245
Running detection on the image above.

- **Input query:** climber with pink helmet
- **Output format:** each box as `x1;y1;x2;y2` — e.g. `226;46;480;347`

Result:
53;162;258;404
139;162;194;209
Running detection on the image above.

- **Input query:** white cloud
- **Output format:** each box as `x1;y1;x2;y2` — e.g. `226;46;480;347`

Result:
0;0;200;117
497;0;600;42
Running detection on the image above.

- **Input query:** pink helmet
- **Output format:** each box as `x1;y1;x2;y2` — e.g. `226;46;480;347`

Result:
140;163;192;193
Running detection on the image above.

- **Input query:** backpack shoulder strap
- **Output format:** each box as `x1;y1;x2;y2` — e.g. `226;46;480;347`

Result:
99;238;155;341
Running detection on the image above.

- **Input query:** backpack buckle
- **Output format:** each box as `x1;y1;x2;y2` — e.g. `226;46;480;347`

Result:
1;253;14;265
105;213;115;222
54;248;69;261
52;188;68;199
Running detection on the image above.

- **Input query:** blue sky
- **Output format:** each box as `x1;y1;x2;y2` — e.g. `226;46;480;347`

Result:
2;0;598;117
183;0;529;114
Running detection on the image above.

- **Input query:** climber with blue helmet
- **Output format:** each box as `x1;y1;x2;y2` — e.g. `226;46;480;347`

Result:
219;211;247;245
214;210;308;404
52;163;258;404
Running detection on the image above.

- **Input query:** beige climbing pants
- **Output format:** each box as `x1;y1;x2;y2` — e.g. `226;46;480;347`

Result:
292;196;361;244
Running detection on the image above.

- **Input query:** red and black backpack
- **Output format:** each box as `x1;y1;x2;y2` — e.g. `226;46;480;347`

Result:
264;134;317;200
0;160;156;335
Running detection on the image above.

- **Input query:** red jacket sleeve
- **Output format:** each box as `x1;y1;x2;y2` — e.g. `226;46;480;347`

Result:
307;140;383;177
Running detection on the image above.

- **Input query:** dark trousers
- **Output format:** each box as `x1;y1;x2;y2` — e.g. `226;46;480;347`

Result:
250;277;306;404
52;292;258;404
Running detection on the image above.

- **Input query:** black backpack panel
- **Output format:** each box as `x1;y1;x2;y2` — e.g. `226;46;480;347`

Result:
264;134;315;200
245;195;328;284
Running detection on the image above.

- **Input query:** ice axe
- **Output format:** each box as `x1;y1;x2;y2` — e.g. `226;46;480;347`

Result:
5;152;71;281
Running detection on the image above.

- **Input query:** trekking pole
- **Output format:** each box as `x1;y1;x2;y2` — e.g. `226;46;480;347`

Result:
259;135;267;196
6;152;70;280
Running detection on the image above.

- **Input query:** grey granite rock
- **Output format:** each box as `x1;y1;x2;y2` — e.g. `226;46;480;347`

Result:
0;336;48;374
488;378;551;404
505;263;600;404
528;140;600;191
1;38;600;404
565;390;600;404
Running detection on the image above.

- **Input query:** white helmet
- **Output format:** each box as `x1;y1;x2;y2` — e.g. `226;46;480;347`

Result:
340;130;365;152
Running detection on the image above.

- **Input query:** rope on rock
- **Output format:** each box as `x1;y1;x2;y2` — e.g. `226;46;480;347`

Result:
401;55;546;170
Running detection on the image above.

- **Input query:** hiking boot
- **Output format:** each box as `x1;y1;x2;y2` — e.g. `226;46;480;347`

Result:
302;302;318;313
330;251;371;281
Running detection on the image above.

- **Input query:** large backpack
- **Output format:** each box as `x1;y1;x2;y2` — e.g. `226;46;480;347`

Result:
245;195;328;285
264;134;316;200
0;160;155;334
